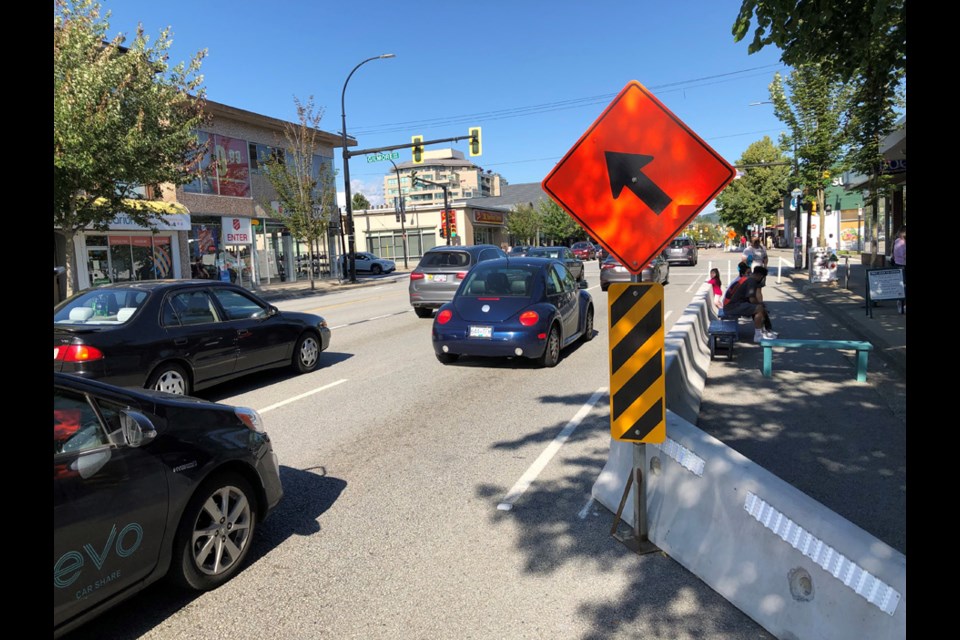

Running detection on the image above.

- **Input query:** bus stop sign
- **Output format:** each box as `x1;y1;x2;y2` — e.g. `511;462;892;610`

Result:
543;81;735;274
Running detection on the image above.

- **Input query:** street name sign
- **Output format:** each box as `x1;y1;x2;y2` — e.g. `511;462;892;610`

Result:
542;80;736;274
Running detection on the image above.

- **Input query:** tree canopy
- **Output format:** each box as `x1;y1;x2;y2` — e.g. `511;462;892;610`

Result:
715;136;790;236
54;0;208;292
505;203;540;246
352;193;371;210
732;0;905;84
538;199;584;245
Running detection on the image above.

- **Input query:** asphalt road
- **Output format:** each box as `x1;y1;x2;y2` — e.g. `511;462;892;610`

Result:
64;258;775;640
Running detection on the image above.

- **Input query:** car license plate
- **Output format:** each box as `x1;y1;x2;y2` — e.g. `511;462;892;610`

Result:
469;325;492;339
428;274;447;283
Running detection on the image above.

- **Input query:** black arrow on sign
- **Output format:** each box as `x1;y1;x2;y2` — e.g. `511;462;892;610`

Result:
605;151;672;215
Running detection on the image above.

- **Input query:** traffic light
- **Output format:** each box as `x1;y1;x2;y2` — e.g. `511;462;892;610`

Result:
449;213;457;237
439;218;447;238
412;135;424;164
468;127;482;157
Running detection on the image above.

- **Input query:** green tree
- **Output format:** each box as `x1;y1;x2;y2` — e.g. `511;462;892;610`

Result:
259;96;338;291
733;0;905;263
505;202;541;246
352;192;371;210
538;199;582;245
715;136;790;237
732;0;905;84
54;0;208;294
769;66;852;249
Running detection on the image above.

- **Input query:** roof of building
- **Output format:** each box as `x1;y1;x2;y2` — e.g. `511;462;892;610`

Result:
465;183;552;211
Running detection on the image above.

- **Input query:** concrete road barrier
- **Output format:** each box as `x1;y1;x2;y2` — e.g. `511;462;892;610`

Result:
591;285;906;639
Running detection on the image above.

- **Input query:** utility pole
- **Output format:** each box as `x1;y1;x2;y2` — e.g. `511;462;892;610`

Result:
385;157;409;269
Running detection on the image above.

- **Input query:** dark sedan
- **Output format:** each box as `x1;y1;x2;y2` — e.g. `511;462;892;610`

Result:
54;372;283;638
432;257;594;367
525;246;585;283
54;280;331;396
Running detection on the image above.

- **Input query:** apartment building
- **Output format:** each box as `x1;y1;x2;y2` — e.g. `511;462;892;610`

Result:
383;148;506;208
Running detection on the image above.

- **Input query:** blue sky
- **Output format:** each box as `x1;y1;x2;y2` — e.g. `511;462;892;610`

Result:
99;0;790;210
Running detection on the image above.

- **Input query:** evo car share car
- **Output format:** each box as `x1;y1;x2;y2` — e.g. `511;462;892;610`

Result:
53;372;283;638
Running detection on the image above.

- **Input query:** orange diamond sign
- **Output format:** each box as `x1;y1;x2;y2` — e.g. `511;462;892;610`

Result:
542;81;735;274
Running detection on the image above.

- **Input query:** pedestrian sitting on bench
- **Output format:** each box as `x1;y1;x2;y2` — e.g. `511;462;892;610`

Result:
723;265;776;343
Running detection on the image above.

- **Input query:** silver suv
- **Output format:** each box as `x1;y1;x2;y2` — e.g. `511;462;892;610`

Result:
409;244;506;317
665;236;698;266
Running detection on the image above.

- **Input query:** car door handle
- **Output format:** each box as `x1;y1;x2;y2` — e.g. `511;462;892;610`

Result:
174;338;188;346
237;329;252;339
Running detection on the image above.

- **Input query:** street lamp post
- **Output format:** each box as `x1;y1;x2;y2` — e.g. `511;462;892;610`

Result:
341;53;395;283
386;158;409;269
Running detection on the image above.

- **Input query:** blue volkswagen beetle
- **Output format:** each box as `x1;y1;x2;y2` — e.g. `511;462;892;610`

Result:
431;257;594;367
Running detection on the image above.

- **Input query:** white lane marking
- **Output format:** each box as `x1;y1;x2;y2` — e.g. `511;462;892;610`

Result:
258;379;348;414
497;387;608;511
664;310;673;323
330;309;411;330
577;496;595;520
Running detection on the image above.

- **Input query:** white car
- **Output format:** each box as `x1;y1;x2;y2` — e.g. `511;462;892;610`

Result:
339;252;396;275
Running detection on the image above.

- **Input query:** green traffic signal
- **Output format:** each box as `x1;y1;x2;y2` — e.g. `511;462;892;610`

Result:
412;135;424;164
468;127;482;157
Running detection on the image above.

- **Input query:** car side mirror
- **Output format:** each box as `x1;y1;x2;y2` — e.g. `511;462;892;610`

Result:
579;279;588;289
267;305;279;317
118;410;157;448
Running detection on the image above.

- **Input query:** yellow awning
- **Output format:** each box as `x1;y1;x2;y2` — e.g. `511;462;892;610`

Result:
92;197;190;216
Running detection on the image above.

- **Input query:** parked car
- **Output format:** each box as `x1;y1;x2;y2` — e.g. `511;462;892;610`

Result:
507;245;530;258
696;240;709;249
338;251;396;275
409;244;506;318
665;236;699;266
54;280;331;396
525;246;585;282
599;252;670;291
431;257;594;367
570;241;596;261
53;371;283;638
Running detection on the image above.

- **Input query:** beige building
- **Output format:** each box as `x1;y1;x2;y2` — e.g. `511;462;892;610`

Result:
55;98;346;294
383;148;506;208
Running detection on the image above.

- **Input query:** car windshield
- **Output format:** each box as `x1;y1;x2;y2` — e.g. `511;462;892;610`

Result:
669;239;691;248
419;251;471;268
55;289;148;325
528;248;562;259
462;266;538;297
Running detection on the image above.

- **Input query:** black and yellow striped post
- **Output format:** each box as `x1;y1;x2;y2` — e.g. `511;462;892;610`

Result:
607;281;664;555
608;282;666;444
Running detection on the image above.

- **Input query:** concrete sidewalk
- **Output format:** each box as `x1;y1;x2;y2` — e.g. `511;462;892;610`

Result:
696;252;906;555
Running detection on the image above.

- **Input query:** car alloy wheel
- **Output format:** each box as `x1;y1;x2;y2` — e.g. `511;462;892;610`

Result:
540;325;561;368
371;264;383;275
581;306;594;342
147;364;190;395
170;473;257;591
293;333;320;373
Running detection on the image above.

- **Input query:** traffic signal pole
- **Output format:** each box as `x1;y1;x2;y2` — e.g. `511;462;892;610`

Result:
412;175;452;246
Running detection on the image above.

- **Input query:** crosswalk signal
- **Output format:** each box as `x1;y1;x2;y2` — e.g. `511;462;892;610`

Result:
412;135;424;164
468;127;482;157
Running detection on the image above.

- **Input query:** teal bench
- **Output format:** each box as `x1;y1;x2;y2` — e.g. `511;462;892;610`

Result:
759;339;873;382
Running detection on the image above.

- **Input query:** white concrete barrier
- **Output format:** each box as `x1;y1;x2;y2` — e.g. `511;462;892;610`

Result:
591;284;906;639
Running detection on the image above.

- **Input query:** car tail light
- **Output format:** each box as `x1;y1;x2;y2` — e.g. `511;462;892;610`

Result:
410;272;425;281
234;407;265;433
456;271;467;280
519;311;539;326
55;345;104;362
600;263;616;270
436;309;453;324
